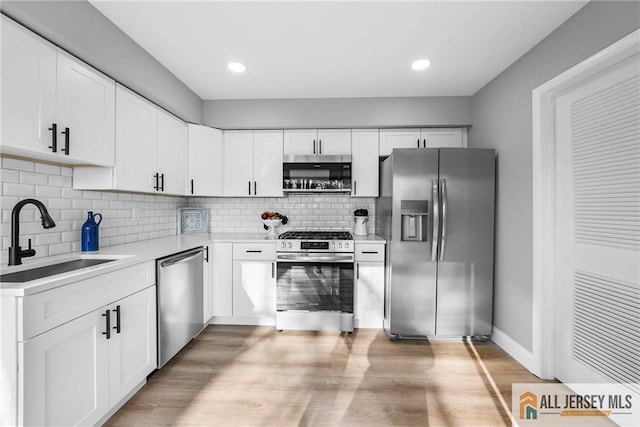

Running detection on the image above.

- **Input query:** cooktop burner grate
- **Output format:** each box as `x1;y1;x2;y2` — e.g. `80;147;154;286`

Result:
278;231;353;240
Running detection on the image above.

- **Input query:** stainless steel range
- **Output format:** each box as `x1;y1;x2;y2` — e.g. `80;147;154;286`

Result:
276;230;354;332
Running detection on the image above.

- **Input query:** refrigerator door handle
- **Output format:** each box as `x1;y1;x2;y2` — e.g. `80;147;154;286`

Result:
431;179;439;261
439;178;448;261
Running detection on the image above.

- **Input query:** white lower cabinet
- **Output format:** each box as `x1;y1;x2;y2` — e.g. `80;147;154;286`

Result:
354;242;385;329
212;243;233;317
21;306;110;426
21;285;156;426
107;286;157;405
232;243;276;324
1;261;157;427
208;242;277;325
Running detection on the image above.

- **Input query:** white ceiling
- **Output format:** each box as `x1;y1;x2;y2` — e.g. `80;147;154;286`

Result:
90;1;587;100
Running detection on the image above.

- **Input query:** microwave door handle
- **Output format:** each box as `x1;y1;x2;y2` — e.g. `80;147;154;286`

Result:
439;178;447;261
431;179;439;261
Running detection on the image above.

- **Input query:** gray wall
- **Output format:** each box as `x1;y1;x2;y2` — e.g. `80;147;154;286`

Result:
1;1;203;124
203;96;471;129
470;1;640;351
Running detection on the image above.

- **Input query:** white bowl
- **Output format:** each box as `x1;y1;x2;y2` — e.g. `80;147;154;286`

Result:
262;218;282;226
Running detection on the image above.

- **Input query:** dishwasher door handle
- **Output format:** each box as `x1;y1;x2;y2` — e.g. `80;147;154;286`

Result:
160;250;203;268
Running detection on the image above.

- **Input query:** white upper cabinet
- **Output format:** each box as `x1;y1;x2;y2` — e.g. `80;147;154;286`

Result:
379;128;467;156
224;130;283;197
253;130;284;197
74;85;187;195
378;129;421;156
1;16;57;158
351;129;379;197
187;125;223;196
284;129;351;156
113;85;157;193
156;109;187;195
283;129;317;155
223;131;255;196
1;16;115;166
55;50;116;166
421;128;467;148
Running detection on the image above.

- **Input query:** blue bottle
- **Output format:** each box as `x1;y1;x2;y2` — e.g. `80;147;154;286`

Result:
81;211;102;252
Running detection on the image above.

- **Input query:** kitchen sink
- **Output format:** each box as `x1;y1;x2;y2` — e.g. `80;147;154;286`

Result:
0;258;116;283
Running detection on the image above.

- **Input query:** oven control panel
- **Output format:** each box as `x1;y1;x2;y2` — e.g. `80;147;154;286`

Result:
277;240;353;253
301;241;328;250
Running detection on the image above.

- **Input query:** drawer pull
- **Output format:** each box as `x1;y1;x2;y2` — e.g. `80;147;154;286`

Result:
246;250;263;253
362;251;379;254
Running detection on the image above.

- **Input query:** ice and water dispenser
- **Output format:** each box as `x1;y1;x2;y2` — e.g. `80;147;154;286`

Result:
401;200;429;241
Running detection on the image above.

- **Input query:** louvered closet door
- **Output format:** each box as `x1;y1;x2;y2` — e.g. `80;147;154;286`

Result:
554;54;640;389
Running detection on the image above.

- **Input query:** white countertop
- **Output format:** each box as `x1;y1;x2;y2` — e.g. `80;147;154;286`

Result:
0;232;385;296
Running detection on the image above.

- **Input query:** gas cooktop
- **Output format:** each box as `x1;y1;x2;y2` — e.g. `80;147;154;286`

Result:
278;231;353;240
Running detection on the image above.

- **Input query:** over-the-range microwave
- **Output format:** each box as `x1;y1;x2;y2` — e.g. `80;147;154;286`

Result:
282;155;351;193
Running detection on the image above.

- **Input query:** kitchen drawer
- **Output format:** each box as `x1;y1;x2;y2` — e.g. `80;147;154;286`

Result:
20;261;155;341
233;243;276;261
354;243;385;262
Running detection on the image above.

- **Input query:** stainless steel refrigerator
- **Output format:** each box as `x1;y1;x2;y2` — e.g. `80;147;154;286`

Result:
376;148;495;339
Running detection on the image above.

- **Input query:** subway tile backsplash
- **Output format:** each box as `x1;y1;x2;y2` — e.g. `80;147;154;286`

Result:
189;195;376;235
1;158;187;264
1;157;376;265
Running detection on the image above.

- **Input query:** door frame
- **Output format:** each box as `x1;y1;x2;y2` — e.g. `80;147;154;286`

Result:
531;29;640;379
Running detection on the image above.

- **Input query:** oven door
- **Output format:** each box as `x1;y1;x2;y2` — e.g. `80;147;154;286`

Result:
276;253;354;312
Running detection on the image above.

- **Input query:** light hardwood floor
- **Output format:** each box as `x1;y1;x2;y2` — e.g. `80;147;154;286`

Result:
105;325;553;426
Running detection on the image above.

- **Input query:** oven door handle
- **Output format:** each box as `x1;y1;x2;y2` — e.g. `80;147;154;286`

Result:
277;254;355;263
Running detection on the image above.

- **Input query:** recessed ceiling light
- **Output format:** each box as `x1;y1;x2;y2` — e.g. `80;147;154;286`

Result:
411;59;431;71
228;62;246;73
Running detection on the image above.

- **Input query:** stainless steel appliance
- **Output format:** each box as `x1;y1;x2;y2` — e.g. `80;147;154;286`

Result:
276;231;354;331
156;247;204;367
282;155;351;193
376;148;495;339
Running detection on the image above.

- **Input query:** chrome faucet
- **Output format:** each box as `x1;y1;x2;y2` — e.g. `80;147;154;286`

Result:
9;199;56;266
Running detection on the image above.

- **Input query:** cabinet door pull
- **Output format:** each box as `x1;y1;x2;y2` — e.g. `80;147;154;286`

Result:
102;309;111;339
354;181;357;195
48;123;58;152
204;246;209;262
248;181;251;195
272;262;275;278
160;173;165;192
417;138;420;148
254;181;257;195
113;305;121;334
319;140;322;154
422;139;426;148
313;139;316;154
362;251;379;254
190;179;194;195
153;173;159;191
61;127;70;155
356;263;360;280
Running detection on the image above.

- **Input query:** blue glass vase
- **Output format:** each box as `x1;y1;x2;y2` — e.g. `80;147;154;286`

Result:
81;211;102;252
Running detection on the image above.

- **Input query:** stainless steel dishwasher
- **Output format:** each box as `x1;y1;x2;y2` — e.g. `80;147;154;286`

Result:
156;247;204;368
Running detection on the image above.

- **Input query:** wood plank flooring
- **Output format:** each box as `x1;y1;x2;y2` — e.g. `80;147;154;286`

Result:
105;325;556;426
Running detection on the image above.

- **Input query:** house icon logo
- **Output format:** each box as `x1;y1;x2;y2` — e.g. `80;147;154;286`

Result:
520;391;538;420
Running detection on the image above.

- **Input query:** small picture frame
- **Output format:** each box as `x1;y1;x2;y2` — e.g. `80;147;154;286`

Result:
177;208;209;234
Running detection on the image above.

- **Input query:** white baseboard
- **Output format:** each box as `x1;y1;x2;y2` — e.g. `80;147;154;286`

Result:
208;316;276;326
491;326;536;374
